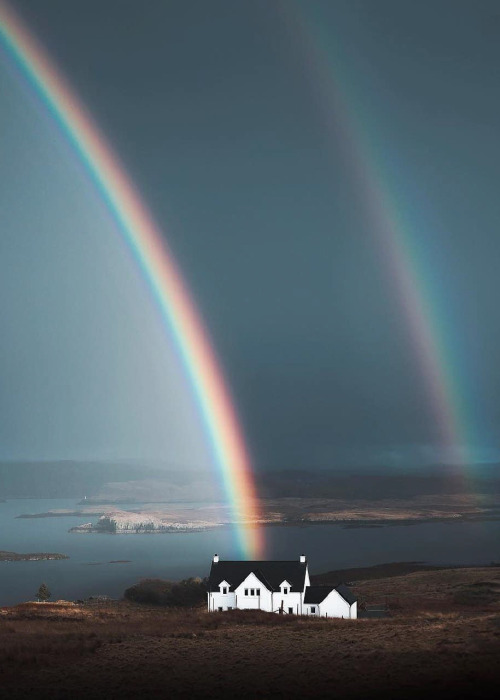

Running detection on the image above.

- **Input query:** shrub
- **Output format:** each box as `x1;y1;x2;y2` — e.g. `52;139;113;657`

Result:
124;577;207;607
36;583;51;602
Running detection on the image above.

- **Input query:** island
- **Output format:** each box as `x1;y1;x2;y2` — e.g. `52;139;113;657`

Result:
64;492;500;535
0;550;69;562
16;509;105;519
13;490;500;536
69;512;218;534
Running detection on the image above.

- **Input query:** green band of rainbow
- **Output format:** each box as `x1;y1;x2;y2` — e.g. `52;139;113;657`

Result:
0;0;264;557
286;2;476;482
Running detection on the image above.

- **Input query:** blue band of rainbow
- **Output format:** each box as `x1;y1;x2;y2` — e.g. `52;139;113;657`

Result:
0;0;263;558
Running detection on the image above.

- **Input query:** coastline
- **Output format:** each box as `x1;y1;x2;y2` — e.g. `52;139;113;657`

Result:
16;510;105;519
66;512;500;534
10;494;500;534
0;550;68;562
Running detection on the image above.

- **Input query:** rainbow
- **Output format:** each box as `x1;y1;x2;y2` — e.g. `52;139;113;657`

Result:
0;0;264;557
284;3;476;479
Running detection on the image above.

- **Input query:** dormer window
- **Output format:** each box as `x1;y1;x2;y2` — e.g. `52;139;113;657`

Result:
218;580;230;595
283;587;288;595
280;580;291;595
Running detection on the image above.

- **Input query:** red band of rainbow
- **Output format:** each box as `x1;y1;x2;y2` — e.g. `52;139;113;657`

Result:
0;0;264;558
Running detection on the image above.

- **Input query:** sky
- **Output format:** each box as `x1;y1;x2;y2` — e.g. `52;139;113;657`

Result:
1;0;500;470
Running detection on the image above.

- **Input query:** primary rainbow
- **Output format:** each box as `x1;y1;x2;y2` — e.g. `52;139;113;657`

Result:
0;0;264;557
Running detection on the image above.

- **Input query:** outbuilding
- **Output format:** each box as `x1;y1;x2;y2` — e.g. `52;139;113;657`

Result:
303;584;357;619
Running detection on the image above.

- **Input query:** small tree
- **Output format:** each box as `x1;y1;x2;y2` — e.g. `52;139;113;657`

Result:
36;582;51;602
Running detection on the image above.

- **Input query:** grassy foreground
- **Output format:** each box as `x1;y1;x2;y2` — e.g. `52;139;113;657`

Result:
1;566;500;699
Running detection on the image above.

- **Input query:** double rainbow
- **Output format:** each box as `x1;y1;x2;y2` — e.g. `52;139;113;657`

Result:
0;0;263;558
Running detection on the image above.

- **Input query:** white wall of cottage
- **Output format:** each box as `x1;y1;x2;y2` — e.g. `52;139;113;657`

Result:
234;572;272;611
304;591;357;619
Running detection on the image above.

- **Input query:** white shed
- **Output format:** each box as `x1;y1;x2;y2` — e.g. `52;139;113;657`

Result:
303;584;357;619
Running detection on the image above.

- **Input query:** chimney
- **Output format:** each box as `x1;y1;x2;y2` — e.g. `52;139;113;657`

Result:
213;554;219;563
299;555;306;563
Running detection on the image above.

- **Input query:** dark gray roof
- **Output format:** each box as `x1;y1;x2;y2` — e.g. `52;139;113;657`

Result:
209;560;307;593
358;609;388;618
303;586;334;604
335;583;357;605
303;584;357;605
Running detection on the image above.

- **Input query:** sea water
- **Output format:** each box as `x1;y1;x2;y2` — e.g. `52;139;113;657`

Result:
0;498;499;606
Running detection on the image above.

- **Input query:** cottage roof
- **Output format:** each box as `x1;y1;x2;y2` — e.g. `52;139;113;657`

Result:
209;560;307;593
303;584;357;605
335;583;357;605
303;586;334;604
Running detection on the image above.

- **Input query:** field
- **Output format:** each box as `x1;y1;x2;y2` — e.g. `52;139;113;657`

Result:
1;566;500;698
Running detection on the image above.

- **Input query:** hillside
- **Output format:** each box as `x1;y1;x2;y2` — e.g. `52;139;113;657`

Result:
1;566;499;698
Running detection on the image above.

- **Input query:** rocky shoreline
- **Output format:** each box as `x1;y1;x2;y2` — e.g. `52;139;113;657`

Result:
69;513;220;534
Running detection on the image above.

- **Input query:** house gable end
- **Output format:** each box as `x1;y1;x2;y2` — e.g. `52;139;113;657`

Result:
324;589;346;606
234;571;271;594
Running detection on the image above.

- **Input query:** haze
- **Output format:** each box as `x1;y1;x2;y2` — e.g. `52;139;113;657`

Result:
2;0;500;472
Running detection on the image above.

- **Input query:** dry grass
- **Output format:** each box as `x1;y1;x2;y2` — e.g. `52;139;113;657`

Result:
353;565;500;613
1;568;500;698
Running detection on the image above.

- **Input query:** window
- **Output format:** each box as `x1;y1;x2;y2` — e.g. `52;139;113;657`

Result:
250;589;255;596
310;606;316;614
222;587;227;595
218;607;223;612
288;607;293;614
245;589;248;596
283;588;288;595
256;589;260;596
228;607;233;611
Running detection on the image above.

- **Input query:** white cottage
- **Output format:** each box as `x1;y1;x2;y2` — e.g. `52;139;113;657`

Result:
207;554;357;619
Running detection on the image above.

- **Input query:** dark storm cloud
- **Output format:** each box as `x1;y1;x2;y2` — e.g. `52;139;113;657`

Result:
4;0;500;468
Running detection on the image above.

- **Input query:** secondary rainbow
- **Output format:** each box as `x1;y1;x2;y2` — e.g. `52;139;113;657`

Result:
285;3;477;480
0;0;264;557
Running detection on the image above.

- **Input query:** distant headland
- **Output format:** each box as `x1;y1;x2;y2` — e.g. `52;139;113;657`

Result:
0;550;69;562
